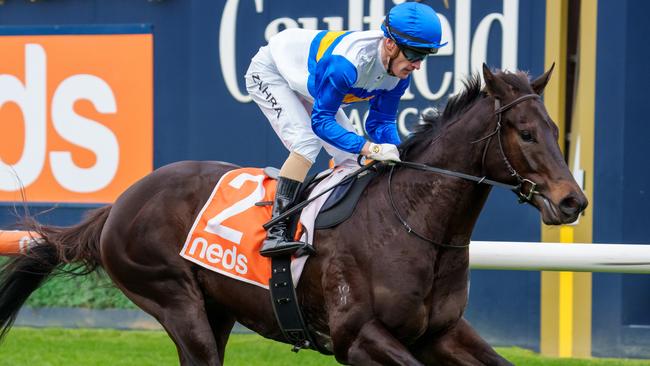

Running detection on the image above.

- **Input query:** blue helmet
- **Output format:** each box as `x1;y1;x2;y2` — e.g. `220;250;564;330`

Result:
381;2;447;52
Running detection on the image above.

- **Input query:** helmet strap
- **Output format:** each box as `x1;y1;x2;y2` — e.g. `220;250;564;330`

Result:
384;40;400;77
387;57;396;76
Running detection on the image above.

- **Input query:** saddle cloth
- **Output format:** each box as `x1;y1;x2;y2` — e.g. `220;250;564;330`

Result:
180;161;357;289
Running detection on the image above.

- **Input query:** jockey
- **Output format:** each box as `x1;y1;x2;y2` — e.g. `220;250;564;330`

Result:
245;2;447;257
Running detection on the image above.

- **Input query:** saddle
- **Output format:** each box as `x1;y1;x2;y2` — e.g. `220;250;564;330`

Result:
263;166;378;230
314;168;376;229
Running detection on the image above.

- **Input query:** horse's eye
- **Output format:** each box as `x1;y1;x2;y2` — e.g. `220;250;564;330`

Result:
520;130;535;142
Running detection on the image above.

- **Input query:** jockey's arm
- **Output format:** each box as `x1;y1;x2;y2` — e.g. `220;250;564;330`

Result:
311;56;367;154
365;77;410;146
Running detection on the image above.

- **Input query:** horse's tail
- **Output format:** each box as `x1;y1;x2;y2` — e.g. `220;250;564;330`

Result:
0;205;111;341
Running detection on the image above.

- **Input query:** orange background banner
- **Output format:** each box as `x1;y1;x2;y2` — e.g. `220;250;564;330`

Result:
0;34;153;203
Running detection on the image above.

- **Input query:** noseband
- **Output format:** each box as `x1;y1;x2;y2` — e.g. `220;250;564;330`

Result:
388;93;542;248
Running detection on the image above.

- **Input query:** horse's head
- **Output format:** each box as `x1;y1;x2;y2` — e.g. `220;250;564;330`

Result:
480;63;588;224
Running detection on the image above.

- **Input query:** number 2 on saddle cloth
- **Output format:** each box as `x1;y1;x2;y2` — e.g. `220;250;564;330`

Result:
180;168;303;289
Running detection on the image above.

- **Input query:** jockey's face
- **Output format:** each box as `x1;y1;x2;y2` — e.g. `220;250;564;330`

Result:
383;38;422;79
392;50;423;79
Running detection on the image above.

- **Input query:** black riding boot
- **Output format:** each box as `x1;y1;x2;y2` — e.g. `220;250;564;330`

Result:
260;177;310;257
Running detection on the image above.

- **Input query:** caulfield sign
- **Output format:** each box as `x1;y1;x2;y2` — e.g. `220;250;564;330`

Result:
0;33;153;203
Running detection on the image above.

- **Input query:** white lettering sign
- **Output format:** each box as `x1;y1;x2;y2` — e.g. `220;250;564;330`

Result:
221;0;520;104
0;44;118;193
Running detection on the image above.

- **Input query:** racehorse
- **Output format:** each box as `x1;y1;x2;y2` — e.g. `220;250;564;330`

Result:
0;64;587;365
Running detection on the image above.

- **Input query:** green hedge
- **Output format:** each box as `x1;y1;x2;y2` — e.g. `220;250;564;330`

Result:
0;256;134;309
26;270;136;309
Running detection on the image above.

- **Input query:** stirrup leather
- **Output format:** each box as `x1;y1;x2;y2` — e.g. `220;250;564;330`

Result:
260;177;314;258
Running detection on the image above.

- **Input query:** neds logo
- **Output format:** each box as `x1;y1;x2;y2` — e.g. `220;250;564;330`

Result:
0;34;153;203
1;44;117;193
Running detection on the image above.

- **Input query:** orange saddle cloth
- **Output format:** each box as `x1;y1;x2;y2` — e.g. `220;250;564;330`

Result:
180;167;296;289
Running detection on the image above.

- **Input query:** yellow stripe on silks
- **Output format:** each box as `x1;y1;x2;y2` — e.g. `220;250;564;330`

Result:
315;32;373;105
316;31;347;61
343;94;373;104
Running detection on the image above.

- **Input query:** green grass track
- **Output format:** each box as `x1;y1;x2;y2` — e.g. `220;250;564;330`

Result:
0;328;649;366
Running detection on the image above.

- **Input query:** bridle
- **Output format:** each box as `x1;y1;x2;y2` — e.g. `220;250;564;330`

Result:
472;93;541;202
388;93;542;248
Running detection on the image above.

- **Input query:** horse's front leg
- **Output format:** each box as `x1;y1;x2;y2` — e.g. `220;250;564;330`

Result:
332;318;423;366
323;274;422;365
412;318;513;366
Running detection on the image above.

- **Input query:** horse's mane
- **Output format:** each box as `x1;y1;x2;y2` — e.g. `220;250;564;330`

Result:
399;74;485;154
399;71;533;156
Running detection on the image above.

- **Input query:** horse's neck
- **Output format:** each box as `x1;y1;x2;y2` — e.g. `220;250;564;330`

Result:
428;100;495;174
398;99;496;246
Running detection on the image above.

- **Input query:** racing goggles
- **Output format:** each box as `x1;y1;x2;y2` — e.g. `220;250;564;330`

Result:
397;43;437;62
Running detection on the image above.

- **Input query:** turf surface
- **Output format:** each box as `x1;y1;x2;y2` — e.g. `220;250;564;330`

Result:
1;328;649;366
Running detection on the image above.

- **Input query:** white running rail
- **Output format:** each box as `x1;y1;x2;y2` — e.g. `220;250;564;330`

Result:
470;241;650;274
2;231;649;274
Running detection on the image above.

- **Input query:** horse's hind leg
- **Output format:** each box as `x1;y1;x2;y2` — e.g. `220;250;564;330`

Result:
112;272;223;365
412;318;513;366
205;299;237;364
102;238;224;365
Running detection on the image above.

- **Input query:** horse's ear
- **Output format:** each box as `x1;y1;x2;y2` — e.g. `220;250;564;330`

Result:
482;63;509;98
531;62;555;95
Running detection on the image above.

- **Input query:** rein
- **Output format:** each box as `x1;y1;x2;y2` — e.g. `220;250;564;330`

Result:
388;93;542;249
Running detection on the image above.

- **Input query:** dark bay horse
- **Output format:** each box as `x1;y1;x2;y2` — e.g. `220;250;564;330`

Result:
0;64;587;365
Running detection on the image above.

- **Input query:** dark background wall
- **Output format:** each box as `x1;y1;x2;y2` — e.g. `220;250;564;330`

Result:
592;0;650;358
2;0;648;358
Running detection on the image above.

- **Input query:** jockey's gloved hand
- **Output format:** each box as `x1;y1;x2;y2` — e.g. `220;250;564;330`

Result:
365;143;401;162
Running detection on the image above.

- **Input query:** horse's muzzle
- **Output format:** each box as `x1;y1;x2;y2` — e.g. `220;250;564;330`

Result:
559;192;588;219
534;189;588;225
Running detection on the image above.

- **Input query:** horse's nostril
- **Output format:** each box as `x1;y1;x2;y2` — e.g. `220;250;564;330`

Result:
559;195;581;216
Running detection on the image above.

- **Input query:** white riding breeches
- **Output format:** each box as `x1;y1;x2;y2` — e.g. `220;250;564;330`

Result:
245;46;358;165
